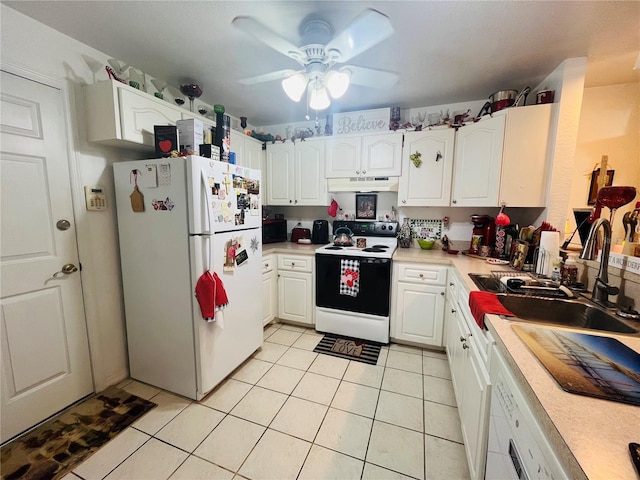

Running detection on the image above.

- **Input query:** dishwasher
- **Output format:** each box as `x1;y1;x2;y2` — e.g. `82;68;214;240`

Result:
485;346;569;480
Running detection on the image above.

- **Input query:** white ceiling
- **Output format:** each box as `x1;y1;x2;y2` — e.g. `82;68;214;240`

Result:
4;1;639;126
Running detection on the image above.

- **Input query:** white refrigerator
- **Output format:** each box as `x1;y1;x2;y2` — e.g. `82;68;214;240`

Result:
113;155;263;400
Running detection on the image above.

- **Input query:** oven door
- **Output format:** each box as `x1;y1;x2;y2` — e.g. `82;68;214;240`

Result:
315;253;391;317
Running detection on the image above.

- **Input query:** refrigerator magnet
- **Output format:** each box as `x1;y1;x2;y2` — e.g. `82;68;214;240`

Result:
250;236;260;253
158;163;171;186
129;169;144;212
235;248;249;266
141;164;158;188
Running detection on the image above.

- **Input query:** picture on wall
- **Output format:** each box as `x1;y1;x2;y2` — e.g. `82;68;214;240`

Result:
587;168;615;205
355;194;377;220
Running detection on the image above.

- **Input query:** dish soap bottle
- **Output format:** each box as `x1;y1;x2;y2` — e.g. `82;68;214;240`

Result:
561;254;578;286
551;257;562;282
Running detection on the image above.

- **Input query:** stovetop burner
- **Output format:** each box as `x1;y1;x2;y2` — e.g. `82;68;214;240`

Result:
370;245;389;249
363;247;386;252
325;246;343;250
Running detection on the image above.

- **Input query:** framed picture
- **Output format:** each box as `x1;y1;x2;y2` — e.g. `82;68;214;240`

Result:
510;240;529;271
355;193;377;220
587;169;614;205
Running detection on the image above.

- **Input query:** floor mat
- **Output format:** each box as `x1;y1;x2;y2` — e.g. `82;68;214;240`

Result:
313;333;383;365
1;386;156;480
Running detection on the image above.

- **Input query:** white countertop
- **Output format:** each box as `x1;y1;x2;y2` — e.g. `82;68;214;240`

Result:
264;242;640;479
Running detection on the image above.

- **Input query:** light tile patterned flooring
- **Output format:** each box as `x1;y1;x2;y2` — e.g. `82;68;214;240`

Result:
61;322;470;480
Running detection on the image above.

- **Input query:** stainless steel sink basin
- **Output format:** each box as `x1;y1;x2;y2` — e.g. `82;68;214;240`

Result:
469;273;503;293
496;295;639;335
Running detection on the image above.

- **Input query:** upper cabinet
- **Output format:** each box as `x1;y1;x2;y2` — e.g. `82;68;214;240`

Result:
265;139;329;206
451;105;552;207
230;129;264;170
326;132;403;178
398;129;455;207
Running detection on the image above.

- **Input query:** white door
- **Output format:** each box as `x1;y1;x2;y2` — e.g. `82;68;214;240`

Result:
0;70;93;442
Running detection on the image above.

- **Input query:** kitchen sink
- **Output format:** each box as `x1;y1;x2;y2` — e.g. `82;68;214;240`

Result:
468;273;504;293
495;295;639;335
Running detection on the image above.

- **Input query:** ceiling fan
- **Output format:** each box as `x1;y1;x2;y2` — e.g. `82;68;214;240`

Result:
232;9;398;110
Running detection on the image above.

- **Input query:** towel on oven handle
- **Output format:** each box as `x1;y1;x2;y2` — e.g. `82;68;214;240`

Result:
340;259;360;297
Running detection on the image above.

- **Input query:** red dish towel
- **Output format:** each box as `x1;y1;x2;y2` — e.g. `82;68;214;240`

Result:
195;270;229;322
468;291;514;329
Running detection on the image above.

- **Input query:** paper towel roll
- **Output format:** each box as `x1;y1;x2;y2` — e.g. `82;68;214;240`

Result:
536;231;560;277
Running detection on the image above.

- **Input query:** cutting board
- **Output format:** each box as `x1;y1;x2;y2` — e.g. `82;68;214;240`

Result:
513;325;640;406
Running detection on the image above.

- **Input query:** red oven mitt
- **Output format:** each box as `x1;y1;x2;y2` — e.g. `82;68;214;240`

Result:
468;291;514;329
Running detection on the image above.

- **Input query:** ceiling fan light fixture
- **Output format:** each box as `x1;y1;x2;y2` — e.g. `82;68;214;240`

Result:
309;85;330;110
282;73;308;102
325;69;350;99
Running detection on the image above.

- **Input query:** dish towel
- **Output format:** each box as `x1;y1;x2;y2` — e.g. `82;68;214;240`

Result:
468;291;514;329
195;270;229;325
340;259;360;297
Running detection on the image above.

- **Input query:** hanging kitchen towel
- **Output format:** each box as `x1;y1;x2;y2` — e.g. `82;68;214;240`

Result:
195;270;229;324
340;259;360;297
468;291;514;329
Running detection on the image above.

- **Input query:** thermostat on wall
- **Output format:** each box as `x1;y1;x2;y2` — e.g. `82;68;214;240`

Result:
84;185;107;211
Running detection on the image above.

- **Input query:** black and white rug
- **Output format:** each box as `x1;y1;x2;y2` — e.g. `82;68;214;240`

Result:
313;333;383;365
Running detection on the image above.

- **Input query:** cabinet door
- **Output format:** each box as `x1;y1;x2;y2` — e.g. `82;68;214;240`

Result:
460;346;491;480
499;105;551;207
325;136;361;178
448;309;468;403
262;270;276;326
265;143;294;205
399;130;455;206
362;132;403;177
295;140;329;206
392;282;445;346
278;271;313;325
451;116;505;206
230;129;247;166
244;136;265;170
119;88;183;147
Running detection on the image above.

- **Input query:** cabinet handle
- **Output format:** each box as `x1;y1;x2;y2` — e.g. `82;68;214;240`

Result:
289;200;292;203
294;200;298;204
362;170;367;174
419;273;424;278
356;170;360;175
402;200;407;204
452;199;457;204
462;343;469;350
435;151;442;162
440;291;445;296
449;282;454;286
291;262;295;266
451;309;456;313
459;336;466;342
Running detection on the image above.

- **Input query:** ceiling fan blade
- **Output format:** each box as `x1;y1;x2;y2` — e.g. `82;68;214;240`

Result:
238;70;299;86
232;16;304;62
344;65;399;89
326;9;394;63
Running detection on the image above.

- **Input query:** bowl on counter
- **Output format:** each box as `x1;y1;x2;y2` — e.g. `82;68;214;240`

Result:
417;238;436;250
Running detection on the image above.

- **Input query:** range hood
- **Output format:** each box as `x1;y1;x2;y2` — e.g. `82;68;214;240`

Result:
327;177;399;193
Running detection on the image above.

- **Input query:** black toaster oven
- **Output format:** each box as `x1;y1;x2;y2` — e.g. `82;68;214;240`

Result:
262;218;287;243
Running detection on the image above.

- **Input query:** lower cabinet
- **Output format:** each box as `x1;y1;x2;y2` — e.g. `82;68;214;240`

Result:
391;262;446;347
261;255;277;326
277;254;315;326
445;270;493;480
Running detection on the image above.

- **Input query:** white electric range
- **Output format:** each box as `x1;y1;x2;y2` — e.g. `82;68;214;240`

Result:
315;221;398;343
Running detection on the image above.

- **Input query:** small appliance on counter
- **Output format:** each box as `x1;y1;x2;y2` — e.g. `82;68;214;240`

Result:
469;215;496;255
290;223;311;243
262;218;287;244
311;219;329;244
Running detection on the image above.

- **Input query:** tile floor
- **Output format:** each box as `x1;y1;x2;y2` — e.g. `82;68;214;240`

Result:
61;322;470;480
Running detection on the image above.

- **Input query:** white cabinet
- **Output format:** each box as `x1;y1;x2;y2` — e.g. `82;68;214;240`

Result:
326;132;403;178
445;270;494;480
391;263;447;347
231;129;264;170
451;105;552;207
265;139;328;206
262;255;277;326
277;254;314;326
398;129;455;206
85;80;183;150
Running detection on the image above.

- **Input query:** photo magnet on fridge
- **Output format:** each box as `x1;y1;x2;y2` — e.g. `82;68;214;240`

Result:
154;125;178;156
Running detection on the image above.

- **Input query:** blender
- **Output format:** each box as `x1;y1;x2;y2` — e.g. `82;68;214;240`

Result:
469;215;496;255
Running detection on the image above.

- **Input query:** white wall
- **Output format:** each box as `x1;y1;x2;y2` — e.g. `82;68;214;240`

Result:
570;83;640;244
1;5;131;390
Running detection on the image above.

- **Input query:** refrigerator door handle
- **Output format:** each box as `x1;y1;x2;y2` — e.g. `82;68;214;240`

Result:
200;170;213;234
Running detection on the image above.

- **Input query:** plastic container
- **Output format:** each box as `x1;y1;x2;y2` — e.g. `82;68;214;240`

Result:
561;254;578;286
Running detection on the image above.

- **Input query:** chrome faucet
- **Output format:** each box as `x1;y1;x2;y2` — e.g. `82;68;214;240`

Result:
579;218;619;306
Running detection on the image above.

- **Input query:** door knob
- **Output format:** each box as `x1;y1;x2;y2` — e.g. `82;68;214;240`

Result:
56;219;71;231
53;263;78;278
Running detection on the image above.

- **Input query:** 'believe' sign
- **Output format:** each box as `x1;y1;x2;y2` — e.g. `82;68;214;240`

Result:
333;108;390;135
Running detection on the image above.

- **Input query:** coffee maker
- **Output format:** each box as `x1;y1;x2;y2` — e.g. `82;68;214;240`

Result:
311;220;329;244
469;215;496;255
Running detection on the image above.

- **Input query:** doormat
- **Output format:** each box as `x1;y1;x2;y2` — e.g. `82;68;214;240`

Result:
1;386;156;480
313;334;383;365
